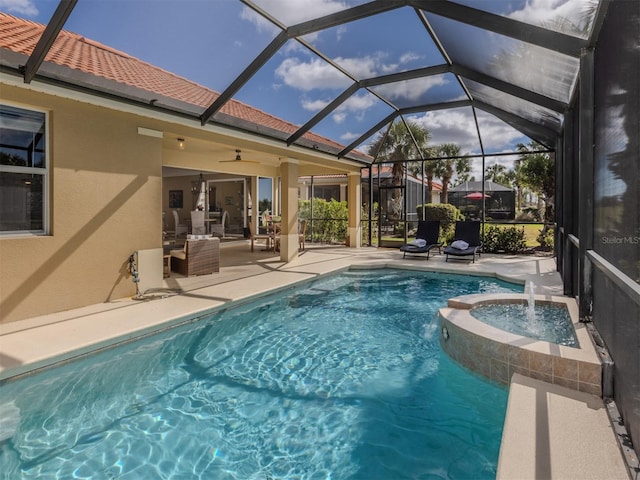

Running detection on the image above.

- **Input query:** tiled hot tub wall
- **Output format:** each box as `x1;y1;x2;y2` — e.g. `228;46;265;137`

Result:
439;294;602;396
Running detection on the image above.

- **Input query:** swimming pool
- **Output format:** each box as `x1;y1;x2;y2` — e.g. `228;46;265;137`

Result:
0;269;521;479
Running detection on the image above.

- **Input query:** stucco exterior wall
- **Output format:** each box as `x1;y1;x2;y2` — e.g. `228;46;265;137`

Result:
1;85;162;323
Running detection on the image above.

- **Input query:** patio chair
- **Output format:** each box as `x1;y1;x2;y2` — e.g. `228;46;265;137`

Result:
250;223;274;252
210;210;228;238
399;220;442;259
272;220;307;253
172;210;188;239
298;220;307;251
444;221;482;263
190;210;206;235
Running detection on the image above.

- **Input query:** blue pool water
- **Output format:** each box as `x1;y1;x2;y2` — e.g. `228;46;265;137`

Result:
471;303;578;347
0;269;521;479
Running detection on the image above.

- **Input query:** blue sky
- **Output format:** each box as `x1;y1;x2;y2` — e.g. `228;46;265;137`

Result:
2;0;593;174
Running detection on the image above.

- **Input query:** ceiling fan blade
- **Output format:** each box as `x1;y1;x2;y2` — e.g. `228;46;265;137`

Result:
219;158;260;163
219;149;260;163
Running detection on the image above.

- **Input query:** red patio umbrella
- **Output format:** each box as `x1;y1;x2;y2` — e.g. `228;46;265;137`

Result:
464;191;490;200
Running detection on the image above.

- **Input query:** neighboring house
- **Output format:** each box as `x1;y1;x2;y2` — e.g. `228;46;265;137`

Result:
448;180;516;220
299;168;442;221
0;13;363;323
361;165;443;222
298;175;348;202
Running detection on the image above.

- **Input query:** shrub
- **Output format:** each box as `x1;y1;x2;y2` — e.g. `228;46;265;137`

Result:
299;198;348;243
417;203;463;242
483;225;527;253
360;202;378;245
537;225;555;250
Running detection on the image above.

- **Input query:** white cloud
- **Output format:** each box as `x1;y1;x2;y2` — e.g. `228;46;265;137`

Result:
374;76;449;103
333;55;381;78
474;111;529;150
335;93;377;122
412;109;528;181
275;57;352;91
274;52;423;94
340;131;361;142
0;0;38;16
241;0;348;35
409;108;527;157
399;52;421;64
332;112;347;124
507;0;596;35
329;93;376;124
413;109;480;153
301;98;330;112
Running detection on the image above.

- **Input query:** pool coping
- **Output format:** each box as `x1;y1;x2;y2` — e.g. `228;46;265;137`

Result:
497;373;629;480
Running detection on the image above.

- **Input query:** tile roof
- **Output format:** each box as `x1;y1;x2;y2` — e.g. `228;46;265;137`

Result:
0;12;348;152
363;165;443;190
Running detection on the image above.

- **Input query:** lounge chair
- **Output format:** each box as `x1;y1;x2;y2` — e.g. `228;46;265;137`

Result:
399;220;442;259
444;221;482;263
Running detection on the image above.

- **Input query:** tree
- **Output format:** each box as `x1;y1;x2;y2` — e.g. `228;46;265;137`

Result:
368;119;431;189
417;152;440;203
367;120;431;220
485;163;508;185
517;141;555;221
433;143;470;204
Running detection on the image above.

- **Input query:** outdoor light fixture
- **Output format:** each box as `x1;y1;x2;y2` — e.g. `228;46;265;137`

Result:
177;138;185;150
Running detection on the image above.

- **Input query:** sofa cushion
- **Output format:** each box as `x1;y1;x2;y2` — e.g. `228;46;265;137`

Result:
170;250;186;260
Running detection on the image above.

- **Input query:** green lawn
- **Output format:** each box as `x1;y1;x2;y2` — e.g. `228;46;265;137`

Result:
518;223;545;247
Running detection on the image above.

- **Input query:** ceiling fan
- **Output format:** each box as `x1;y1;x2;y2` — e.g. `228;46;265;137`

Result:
220;149;259;164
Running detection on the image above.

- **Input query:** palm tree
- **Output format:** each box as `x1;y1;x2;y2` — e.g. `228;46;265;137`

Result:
368;119;430;187
433;143;470;204
368;120;431;219
485;163;508;185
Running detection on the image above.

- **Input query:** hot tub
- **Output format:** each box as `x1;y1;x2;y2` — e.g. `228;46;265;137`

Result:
439;292;603;396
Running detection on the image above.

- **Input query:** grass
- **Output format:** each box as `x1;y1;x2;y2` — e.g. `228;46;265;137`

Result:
517;223;544;247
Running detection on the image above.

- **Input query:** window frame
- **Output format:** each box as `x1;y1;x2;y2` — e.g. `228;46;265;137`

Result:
0;101;50;236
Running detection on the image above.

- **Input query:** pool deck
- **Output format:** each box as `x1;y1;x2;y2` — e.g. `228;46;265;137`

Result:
0;242;631;479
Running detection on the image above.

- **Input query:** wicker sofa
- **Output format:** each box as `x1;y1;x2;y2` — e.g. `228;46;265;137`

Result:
170;236;220;276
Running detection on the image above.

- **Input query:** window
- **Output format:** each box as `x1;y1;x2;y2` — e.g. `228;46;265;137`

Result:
0;104;48;234
312;185;340;202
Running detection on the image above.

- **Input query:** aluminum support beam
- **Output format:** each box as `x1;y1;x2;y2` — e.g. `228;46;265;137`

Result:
451;64;567;113
578;48;595;321
23;0;78;83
